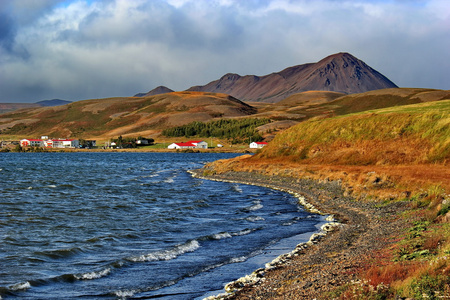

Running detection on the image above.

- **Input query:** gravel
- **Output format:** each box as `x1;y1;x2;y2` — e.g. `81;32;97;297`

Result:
191;170;410;299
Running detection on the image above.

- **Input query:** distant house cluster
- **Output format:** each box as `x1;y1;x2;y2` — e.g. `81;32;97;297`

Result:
249;142;268;149
20;136;80;148
167;140;208;149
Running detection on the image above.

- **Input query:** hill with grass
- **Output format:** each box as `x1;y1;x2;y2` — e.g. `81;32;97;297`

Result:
1;88;449;142
202;99;450;299
186;52;398;103
0;99;71;114
254;88;450;121
0;92;256;139
258;99;450;165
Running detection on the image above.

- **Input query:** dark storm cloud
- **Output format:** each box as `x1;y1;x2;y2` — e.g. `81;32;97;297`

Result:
0;0;448;103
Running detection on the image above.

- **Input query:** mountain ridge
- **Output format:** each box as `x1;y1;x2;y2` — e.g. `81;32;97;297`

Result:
185;52;398;102
134;86;174;97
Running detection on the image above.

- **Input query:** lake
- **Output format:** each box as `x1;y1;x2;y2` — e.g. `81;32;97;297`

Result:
0;152;324;299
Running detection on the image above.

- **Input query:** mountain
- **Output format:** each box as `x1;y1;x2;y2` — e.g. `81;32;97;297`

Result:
134;86;174;97
0;99;71;114
36;99;72;107
0;92;256;139
187;52;398;103
0;103;40;114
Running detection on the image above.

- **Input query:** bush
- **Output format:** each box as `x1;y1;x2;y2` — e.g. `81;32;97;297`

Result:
410;274;449;300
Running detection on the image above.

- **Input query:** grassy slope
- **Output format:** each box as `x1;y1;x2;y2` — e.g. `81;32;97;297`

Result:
259;100;450;165
0;92;256;140
1;88;448;142
256;88;450;122
206;99;450;298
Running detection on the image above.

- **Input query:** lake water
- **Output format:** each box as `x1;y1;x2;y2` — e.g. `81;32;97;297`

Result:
0;152;324;299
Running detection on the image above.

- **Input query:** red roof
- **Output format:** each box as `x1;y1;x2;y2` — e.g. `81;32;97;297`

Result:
255;142;268;144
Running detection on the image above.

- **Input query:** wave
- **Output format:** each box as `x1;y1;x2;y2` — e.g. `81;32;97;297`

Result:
212;232;232;240
114;289;136;299
204;228;257;242
230;184;243;193
163;176;175;183
242;201;263;212
127;240;200;262
229;256;247;263
74;268;111;280
9;281;31;291
246;216;265;222
34;246;84;259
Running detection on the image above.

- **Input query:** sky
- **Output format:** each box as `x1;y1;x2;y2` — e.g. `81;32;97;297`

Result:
0;0;449;103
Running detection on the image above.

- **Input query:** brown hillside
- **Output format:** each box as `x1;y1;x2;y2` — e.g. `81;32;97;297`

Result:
253;88;450;123
276;91;346;106
0;103;40;114
187;53;398;103
0;92;256;139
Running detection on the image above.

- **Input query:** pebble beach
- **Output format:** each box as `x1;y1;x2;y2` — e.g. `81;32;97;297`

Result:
190;170;410;299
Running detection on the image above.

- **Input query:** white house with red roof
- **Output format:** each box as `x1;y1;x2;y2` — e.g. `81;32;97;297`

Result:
20;139;45;147
20;138;79;148
167;140;208;149
249;141;268;149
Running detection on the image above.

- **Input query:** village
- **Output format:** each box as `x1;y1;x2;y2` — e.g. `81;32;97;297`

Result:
0;136;268;151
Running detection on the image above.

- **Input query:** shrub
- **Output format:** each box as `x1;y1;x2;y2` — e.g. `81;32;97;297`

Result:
409;274;449;300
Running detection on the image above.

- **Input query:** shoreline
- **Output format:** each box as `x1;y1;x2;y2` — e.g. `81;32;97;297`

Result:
188;169;341;299
189;169;410;299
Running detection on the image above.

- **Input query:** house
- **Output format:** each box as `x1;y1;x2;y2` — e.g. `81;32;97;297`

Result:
167;140;208;149
20;138;79;148
189;140;208;149
168;142;196;149
249;141;268;149
52;139;79;148
20;139;44;147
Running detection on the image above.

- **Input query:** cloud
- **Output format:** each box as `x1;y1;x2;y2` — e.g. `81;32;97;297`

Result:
0;0;448;103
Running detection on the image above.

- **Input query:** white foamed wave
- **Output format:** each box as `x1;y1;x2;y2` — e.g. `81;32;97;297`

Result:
231;184;243;193
9;281;31;291
127;240;200;262
212;232;232;240
163;176;175;183
248;203;263;211
282;221;295;226
46;185;57;188
230;256;247;263
236;228;254;236
75;268;111;280
115;289;136;298
246;216;265;222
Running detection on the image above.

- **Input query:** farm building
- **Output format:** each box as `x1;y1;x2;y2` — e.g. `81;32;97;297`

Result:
249;142;268;149
167;140;208;149
20;138;79;148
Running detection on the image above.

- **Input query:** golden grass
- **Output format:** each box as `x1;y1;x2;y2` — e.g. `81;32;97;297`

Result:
205;100;450;299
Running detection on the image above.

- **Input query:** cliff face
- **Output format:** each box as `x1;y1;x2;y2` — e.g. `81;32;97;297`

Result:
187;53;398;103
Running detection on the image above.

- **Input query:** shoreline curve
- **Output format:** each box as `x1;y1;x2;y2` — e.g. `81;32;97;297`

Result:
189;169;409;299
